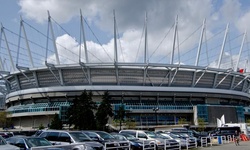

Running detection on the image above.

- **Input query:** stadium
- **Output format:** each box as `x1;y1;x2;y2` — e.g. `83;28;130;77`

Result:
0;12;250;130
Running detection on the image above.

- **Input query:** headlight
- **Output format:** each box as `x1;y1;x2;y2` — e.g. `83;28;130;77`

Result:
86;146;94;150
137;143;143;146
156;141;162;145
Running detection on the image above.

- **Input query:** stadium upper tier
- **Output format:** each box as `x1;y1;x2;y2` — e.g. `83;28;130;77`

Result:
1;12;250;128
4;64;250;100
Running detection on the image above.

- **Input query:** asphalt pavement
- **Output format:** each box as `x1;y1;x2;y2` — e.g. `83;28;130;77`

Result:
197;141;250;150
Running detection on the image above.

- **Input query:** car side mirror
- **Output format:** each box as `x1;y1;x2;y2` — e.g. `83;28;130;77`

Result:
16;143;26;148
91;137;100;141
65;138;72;143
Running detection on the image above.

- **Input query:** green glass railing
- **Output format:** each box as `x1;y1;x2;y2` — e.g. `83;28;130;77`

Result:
7;102;72;114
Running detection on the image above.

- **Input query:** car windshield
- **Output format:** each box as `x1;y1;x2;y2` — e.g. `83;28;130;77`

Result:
122;134;137;140
25;138;52;147
169;133;179;138
95;131;115;140
145;131;157;138
70;132;92;142
179;133;189;138
0;136;7;145
113;134;126;140
157;134;170;139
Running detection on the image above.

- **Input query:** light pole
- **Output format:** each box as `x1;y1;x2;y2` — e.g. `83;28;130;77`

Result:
153;107;159;125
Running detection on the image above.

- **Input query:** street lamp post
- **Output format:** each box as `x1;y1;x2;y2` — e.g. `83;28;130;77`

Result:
153;107;159;125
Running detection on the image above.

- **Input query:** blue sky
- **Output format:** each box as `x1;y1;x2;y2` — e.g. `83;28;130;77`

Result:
0;0;250;72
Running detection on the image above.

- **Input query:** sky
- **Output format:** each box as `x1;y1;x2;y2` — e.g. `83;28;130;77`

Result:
0;0;250;72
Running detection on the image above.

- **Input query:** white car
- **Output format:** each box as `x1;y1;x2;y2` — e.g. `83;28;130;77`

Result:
159;132;187;148
0;135;20;150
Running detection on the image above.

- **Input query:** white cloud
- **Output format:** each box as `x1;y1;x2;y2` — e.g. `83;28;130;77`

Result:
18;0;249;70
236;12;250;33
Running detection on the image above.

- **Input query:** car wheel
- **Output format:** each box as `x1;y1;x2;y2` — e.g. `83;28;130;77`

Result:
130;146;135;150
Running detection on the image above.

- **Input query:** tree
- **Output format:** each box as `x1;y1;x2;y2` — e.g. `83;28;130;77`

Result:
197;118;206;132
96;91;114;130
0;111;7;128
39;124;45;130
0;111;13;129
178;118;187;125
125;118;136;129
114;104;125;131
50;113;63;129
246;118;250;126
66;90;97;130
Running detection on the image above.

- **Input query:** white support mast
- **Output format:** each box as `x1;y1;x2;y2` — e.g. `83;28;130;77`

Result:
1;24;15;71
79;9;89;63
20;16;34;68
113;10;120;85
114;10;118;63
235;30;246;72
143;12;148;86
144;12;148;64
217;23;229;69
0;27;4;70
195;19;206;66
79;10;91;84
47;11;60;65
170;16;178;64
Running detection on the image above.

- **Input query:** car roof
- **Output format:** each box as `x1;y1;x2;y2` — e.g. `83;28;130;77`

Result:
8;136;46;139
41;130;82;133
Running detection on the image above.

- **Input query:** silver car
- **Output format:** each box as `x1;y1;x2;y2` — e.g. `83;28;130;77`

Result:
39;130;104;150
0;135;20;150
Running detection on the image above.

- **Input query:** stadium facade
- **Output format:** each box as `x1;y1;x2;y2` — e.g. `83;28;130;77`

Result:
1;14;250;129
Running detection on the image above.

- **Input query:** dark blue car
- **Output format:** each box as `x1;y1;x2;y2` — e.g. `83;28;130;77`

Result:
111;133;154;150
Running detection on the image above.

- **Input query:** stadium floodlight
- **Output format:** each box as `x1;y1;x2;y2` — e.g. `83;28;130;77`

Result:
46;63;55;68
0;71;10;75
16;65;29;71
45;62;56;69
226;68;233;72
79;61;86;67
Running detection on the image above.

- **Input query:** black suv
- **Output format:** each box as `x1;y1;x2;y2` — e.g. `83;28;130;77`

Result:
82;131;129;150
211;127;241;137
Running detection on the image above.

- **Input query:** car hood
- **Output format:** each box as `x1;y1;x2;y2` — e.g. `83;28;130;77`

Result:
103;139;126;143
155;138;178;144
0;144;20;150
82;141;104;147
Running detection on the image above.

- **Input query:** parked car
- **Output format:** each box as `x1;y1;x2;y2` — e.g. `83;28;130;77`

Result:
210;126;241;137
82;130;129;150
170;128;209;146
169;132;197;148
156;132;187;148
6;136;56;150
38;130;104;150
0;132;14;139
111;132;154;150
119;130;179;150
0;135;20;150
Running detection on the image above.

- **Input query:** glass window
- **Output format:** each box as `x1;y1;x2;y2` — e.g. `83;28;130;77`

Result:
47;132;59;141
138;133;147;139
39;132;48;138
84;132;98;139
58;133;71;142
69;132;91;142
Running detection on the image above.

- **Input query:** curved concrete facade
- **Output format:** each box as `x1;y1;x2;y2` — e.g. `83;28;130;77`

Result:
4;64;250;128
